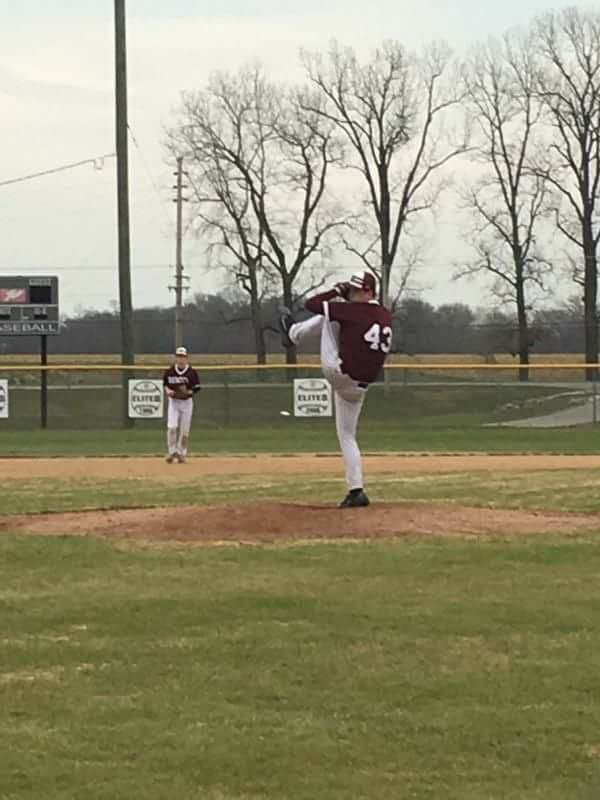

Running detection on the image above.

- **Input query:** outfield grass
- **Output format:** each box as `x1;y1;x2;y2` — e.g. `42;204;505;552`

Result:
4;468;600;516
1;351;592;367
2;422;600;457
3;460;600;797
2;532;600;800
2;364;598;449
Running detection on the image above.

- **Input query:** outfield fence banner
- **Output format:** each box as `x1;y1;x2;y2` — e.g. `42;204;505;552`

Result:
128;379;164;419
0;379;8;418
293;378;332;417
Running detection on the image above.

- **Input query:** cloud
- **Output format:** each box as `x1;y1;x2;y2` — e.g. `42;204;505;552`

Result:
0;66;110;107
0;2;559;313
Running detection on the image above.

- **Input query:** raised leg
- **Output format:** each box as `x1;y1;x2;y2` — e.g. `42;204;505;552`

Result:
289;315;324;344
289;314;341;373
320;316;342;372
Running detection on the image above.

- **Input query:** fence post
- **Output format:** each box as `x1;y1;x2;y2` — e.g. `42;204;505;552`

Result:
496;373;504;425
40;334;48;429
593;375;598;426
122;368;134;429
223;369;230;426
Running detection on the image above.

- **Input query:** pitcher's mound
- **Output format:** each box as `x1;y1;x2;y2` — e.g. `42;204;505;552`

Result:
1;502;599;544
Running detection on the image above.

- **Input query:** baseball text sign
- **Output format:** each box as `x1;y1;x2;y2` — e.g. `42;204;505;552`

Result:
293;378;332;417
0;276;59;336
128;379;164;419
0;380;8;418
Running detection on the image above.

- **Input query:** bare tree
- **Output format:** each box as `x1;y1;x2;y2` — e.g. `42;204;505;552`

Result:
338;216;421;308
167;69;275;363
264;88;345;314
302;40;469;305
532;8;600;377
169;66;344;364
459;32;550;380
200;178;274;365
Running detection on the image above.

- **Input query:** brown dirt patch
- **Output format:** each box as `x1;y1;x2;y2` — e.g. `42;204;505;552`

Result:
3;453;600;482
1;502;598;544
3;454;600;544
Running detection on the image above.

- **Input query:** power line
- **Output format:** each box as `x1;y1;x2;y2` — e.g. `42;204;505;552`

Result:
0;264;174;272
127;123;174;231
0;259;593;273
0;259;591;270
0;154;117;188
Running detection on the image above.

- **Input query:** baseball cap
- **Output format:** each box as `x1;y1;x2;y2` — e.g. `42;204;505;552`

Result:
175;346;188;356
349;271;377;293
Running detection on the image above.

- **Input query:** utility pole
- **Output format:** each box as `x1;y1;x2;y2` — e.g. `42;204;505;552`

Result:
114;0;135;426
170;156;189;348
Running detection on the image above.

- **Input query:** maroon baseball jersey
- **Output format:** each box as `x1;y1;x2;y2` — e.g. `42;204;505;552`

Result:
306;290;393;383
162;364;200;397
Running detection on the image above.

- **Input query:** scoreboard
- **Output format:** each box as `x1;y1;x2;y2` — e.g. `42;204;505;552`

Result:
0;276;59;335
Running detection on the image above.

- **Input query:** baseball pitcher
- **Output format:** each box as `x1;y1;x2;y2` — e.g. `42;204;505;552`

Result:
279;271;392;507
162;346;201;463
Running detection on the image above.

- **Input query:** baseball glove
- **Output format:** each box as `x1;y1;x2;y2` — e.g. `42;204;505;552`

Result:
334;281;351;300
171;387;192;400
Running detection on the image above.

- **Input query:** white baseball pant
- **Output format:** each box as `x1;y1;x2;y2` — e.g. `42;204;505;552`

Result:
167;398;194;457
289;315;367;490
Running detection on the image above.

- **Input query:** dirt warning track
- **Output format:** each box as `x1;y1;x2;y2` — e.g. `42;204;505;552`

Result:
3;453;600;481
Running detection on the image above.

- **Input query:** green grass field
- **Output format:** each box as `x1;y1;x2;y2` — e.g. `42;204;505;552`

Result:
2;468;600;798
2;532;600;800
3;467;600;515
3;367;600;799
1;375;600;455
2;422;600;458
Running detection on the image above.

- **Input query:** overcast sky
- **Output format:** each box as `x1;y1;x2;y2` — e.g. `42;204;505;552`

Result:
1;0;563;315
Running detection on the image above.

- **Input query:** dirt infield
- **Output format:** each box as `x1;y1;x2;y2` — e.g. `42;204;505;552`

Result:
3;453;600;481
1;502;599;544
2;454;600;544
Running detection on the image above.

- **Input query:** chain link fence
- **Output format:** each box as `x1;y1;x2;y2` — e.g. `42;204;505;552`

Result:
1;364;599;431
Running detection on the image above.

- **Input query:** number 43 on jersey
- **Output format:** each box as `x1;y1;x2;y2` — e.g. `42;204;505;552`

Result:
364;323;392;353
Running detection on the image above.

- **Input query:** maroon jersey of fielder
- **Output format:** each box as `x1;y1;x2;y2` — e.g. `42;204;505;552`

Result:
162;365;201;396
306;290;393;384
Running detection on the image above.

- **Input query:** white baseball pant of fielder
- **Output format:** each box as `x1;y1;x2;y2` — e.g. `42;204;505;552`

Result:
167;398;194;459
289;315;367;490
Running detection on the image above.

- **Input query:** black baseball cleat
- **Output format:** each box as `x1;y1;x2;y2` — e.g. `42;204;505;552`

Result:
339;489;370;508
278;306;296;349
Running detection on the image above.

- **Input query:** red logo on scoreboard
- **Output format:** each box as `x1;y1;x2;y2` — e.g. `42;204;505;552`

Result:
0;289;27;304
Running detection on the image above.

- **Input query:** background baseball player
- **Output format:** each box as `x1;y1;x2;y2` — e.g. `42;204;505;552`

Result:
163;347;201;463
280;271;392;507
